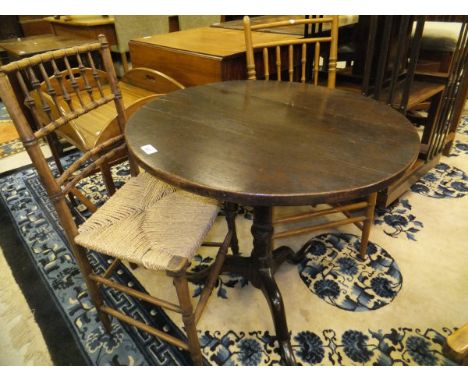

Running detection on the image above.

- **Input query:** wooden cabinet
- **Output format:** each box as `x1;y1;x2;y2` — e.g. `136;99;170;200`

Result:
129;27;300;87
19;16;53;36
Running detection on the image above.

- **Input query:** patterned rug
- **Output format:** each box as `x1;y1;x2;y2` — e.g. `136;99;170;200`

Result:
0;117;467;366
0;138;24;159
0;103;24;159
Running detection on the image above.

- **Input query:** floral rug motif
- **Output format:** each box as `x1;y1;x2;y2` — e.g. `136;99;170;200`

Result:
447;140;468;157
190;254;249;299
411;162;468;199
297;233;403;312
374;199;423;240
457;115;468;136
200;327;457;366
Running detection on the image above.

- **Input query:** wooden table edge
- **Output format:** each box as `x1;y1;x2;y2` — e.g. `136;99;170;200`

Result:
44;16;115;27
127;139;420;207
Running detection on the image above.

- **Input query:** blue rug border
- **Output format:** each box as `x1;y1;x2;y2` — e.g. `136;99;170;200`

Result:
0;158;195;365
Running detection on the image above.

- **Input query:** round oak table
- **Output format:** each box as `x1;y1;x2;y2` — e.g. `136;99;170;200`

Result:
125;80;420;365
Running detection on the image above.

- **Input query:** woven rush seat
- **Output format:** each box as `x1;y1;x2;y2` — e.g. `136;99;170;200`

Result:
75;172;220;272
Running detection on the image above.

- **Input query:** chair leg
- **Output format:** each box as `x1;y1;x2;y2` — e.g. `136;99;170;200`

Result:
173;272;204;366
224;202;240;255
359;192;377;259
74;245;113;333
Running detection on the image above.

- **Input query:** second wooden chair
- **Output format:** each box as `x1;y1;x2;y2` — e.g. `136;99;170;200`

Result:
243;15;377;259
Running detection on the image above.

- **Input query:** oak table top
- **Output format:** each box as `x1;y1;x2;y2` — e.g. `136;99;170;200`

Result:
126;80;420;207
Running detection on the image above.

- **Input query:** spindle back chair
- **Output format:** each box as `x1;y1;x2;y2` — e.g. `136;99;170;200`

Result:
243;15;338;87
243;16;377;259
0;35;232;365
15;41;183;196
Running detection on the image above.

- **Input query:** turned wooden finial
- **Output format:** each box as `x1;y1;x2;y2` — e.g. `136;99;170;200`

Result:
243;16;256;80
98;34;109;47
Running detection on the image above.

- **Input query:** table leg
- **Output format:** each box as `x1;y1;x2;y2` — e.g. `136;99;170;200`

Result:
189;206;297;365
223;202;240;255
243;206;296;365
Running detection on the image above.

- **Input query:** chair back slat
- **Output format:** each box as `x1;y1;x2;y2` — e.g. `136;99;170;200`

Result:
63;54;86;108
28;66;57;125
373;16;394;100
87;51;106;98
386;16;411;106
50;57;75;111
288;45;294;81
427;20;468;159
76;53;96;103
301;43;307;83
276;46;281;81
314;42;321;86
263;48;270;80
38;62;65;119
361;16;379;96
243;16;338;87
399;16;425;113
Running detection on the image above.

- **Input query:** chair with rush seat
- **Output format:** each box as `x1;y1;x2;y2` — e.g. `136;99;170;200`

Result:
0;35;232;365
243;15;377;259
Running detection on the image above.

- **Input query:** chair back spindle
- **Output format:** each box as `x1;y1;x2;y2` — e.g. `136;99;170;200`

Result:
0;35;133;245
243;16;338;88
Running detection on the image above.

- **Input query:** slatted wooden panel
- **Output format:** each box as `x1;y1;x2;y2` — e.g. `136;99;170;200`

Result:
361;15;423;113
361;16;468;162
427;19;468;160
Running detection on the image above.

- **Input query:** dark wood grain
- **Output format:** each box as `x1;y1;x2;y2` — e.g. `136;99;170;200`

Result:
126;80;420;206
